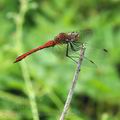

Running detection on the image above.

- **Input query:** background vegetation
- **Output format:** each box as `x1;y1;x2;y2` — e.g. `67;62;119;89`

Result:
0;0;120;120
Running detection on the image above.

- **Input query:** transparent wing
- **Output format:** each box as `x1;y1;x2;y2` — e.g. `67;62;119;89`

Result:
66;28;109;68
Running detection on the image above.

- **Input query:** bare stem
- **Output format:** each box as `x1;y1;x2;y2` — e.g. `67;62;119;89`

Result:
59;44;86;120
14;0;39;120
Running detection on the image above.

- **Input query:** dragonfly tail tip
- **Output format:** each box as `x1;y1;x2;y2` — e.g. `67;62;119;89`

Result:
13;60;17;63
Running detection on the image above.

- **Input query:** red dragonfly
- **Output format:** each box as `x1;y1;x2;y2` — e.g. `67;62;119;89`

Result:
14;31;108;64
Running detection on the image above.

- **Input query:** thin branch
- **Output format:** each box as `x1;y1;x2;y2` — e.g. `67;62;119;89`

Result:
14;0;39;120
59;44;86;120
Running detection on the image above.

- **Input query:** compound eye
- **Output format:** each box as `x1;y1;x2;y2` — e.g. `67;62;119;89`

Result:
67;32;72;35
72;32;78;35
75;33;79;36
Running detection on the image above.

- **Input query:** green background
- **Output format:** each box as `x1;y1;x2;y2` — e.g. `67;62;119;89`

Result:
0;0;120;120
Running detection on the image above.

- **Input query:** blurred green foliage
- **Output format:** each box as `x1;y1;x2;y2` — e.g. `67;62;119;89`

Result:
0;0;120;120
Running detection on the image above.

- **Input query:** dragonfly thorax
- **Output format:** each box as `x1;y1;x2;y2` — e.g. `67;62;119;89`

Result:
54;32;80;44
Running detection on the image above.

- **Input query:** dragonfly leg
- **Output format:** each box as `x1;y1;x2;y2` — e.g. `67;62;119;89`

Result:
66;44;78;64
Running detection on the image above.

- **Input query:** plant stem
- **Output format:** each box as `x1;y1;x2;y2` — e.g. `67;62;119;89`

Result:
59;44;86;120
15;0;39;120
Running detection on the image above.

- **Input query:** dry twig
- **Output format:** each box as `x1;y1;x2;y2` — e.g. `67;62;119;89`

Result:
59;44;86;120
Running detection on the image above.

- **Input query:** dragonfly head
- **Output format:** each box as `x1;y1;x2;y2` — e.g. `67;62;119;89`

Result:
67;32;80;42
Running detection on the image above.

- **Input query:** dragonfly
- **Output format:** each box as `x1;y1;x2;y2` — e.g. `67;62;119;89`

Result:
14;31;108;65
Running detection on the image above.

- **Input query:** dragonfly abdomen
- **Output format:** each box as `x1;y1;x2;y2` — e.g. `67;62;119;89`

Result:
14;40;58;63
